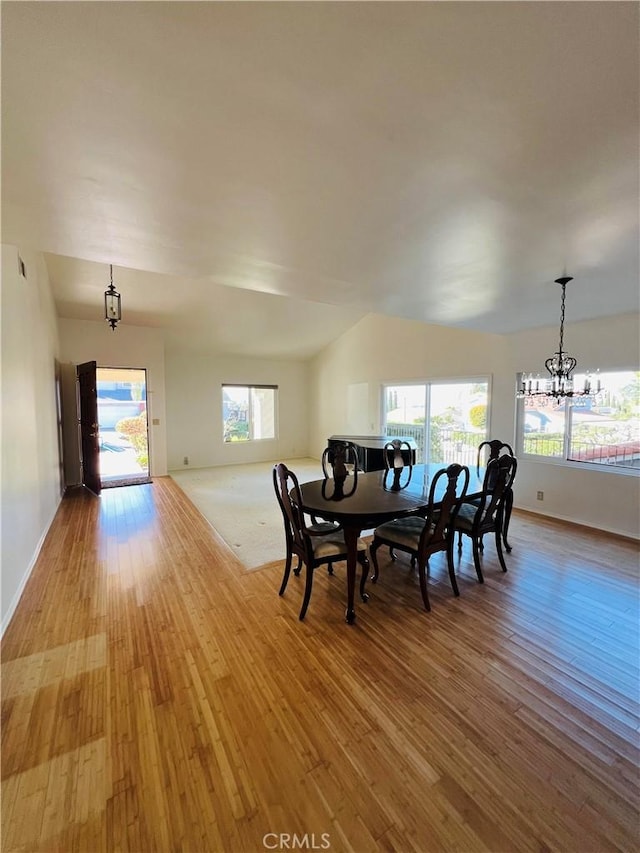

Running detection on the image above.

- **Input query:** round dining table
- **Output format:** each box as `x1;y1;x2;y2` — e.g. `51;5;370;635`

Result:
298;463;485;623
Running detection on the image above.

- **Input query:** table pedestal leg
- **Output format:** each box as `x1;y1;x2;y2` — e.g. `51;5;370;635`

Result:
343;525;362;624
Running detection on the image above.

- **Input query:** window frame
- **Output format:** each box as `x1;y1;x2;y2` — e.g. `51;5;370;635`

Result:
381;375;492;466
222;383;278;444
515;371;640;476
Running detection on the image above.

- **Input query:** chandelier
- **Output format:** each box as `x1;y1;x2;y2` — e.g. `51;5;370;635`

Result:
517;276;601;400
104;264;121;330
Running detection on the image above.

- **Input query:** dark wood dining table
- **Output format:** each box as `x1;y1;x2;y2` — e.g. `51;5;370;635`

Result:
298;463;486;623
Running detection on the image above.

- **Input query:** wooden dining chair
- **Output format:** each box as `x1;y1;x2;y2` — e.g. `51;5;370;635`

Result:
272;463;370;620
321;441;360;479
476;438;515;473
320;441;360;499
475;438;516;552
369;463;470;611
383;438;413;491
452;454;517;582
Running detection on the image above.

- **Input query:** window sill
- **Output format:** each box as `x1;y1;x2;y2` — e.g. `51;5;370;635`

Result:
519;454;640;477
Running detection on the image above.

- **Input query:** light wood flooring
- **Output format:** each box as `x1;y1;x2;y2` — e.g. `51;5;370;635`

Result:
2;476;639;852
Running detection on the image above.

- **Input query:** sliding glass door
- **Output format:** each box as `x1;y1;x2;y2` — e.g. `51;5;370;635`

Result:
383;380;489;465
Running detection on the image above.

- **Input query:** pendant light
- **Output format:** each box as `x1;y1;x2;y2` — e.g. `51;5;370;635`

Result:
104;264;121;330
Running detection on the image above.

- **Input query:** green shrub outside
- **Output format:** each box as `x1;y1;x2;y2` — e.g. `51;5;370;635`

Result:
224;421;249;441
523;432;564;456
115;412;148;467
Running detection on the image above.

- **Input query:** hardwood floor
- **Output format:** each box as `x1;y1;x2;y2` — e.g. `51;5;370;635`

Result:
2;477;639;852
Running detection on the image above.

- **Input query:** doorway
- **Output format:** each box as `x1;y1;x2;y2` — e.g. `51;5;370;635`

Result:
97;367;150;487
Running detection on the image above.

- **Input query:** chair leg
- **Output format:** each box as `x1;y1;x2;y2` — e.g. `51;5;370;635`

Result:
417;559;431;612
471;536;484;583
279;545;293;595
389;547;397;562
457;531;463;552
293;554;302;576
446;539;460;597
495;526;508;573
369;539;381;582
299;565;314;620
502;490;514;553
357;552;370;602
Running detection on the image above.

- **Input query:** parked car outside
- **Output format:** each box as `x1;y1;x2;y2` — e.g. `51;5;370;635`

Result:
98;398;146;430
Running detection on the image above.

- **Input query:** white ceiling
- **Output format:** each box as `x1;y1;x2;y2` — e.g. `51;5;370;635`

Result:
2;1;638;358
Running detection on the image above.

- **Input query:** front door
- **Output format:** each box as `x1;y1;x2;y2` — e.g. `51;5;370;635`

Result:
77;360;101;495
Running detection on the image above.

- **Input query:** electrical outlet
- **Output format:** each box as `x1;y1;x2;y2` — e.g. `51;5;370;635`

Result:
184;456;189;466
536;491;544;501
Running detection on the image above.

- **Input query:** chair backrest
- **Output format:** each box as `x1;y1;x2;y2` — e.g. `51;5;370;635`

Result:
477;439;514;475
321;441;359;479
321;442;359;499
422;463;470;550
474;455;517;527
383;438;413;490
273;462;309;558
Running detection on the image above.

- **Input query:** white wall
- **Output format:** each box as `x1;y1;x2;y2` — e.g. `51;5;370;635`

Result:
309;311;640;538
58;319;168;479
165;351;310;470
1;245;62;632
308;313;510;454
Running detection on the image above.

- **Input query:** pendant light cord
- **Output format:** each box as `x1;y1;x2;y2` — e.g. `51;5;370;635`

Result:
558;281;566;356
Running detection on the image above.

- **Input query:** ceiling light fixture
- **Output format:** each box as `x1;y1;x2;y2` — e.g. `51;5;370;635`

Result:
104;264;121;330
517;276;601;400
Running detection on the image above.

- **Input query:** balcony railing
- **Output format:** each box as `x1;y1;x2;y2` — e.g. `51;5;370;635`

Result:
388;423;640;469
524;435;640;467
386;423;484;466
386;423;424;456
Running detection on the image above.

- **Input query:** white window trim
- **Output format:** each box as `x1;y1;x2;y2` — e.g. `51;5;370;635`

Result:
222;384;278;443
515;372;640;477
380;375;493;465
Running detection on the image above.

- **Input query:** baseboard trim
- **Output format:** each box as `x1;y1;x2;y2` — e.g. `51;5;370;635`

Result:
513;506;640;543
1;496;62;638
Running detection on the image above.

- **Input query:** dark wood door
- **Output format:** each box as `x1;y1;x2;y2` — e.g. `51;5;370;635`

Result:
77;361;101;496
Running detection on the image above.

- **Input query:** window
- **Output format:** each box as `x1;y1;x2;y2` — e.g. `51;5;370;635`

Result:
222;384;277;443
517;370;640;470
383;379;490;465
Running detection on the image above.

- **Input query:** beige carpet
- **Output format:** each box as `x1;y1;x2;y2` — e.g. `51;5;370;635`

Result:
170;458;323;570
